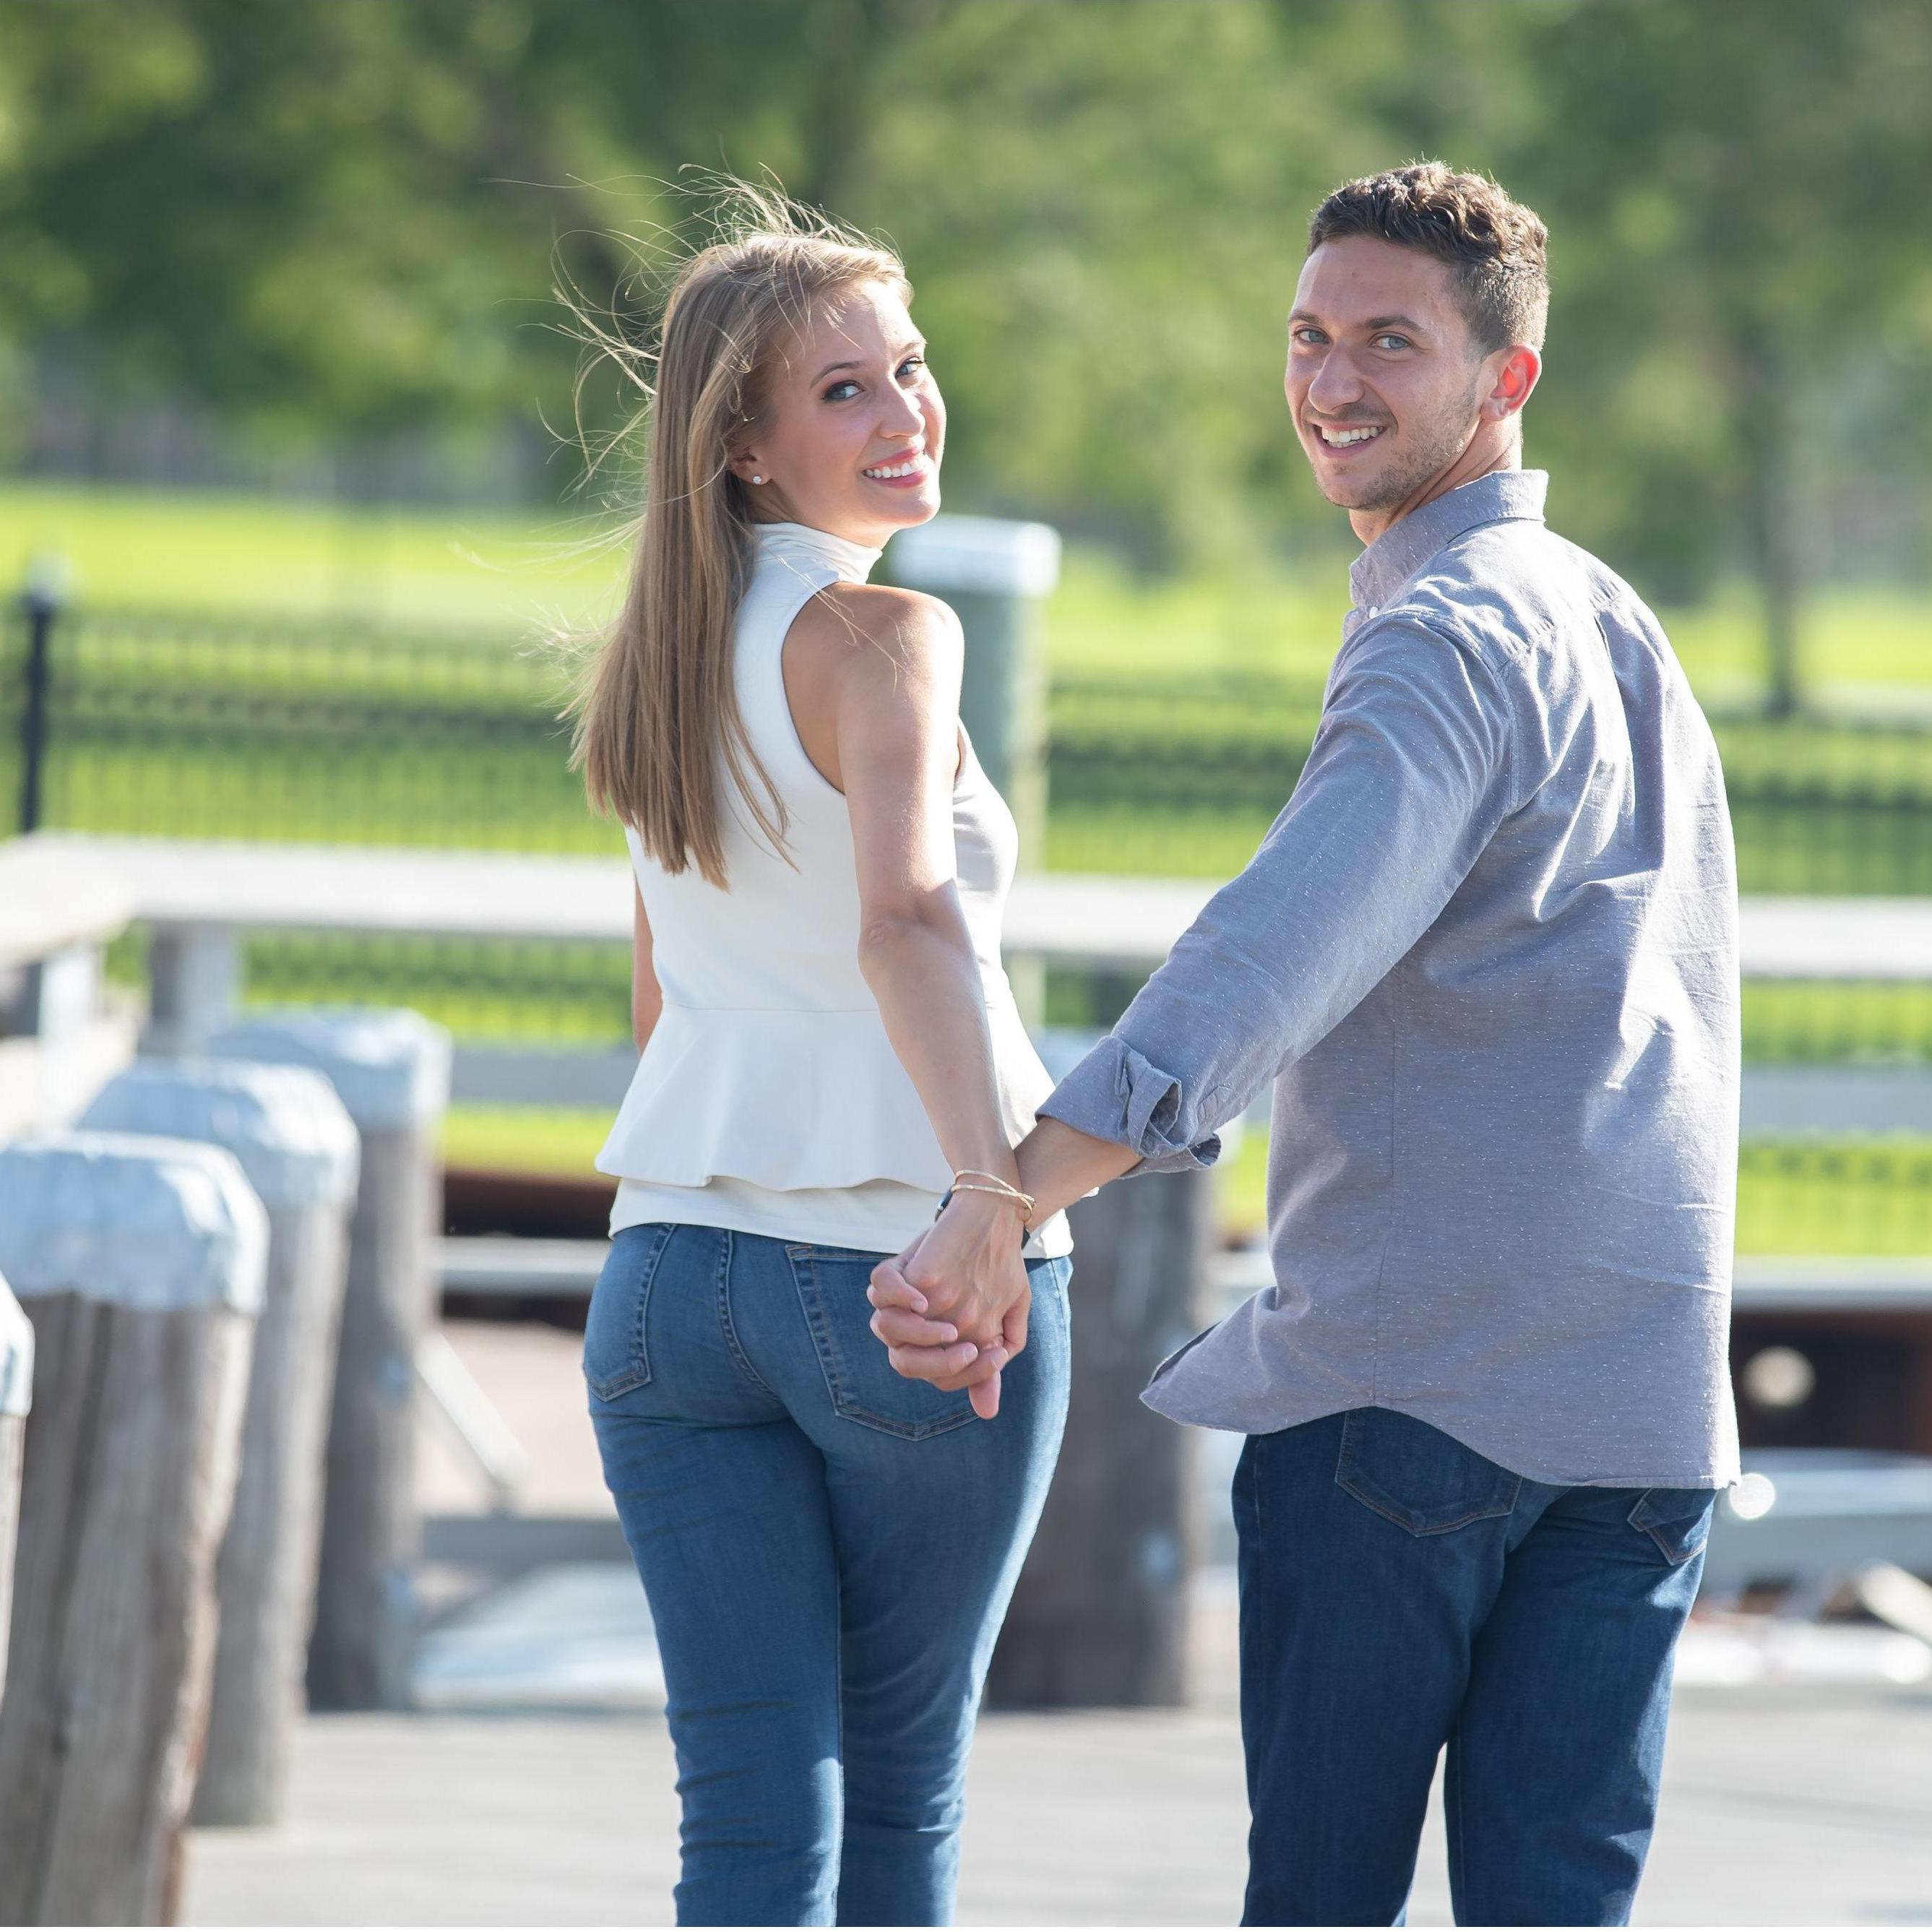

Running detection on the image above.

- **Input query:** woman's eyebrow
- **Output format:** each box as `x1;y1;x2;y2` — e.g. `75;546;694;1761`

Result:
811;358;863;382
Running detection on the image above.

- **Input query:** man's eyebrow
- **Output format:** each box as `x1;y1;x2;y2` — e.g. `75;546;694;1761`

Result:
1288;310;1430;335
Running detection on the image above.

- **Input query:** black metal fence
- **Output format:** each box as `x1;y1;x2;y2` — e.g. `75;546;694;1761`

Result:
14;595;1932;1063
3;600;606;854
1046;669;1932;894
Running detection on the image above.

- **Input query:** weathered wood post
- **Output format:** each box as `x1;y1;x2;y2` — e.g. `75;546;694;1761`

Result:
987;1163;1217;1707
210;1009;450;1711
0;1272;29;1696
892;513;1061;1024
80;1058;360;1826
0;1132;264;1925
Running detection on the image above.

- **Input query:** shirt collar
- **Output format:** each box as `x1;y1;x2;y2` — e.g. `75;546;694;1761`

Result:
752;519;884;585
1347;469;1548;616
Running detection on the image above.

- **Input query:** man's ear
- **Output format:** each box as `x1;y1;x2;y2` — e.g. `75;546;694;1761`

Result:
1488;345;1542;421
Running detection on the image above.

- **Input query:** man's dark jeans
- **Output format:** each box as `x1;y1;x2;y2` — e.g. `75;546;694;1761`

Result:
1234;1408;1715;1927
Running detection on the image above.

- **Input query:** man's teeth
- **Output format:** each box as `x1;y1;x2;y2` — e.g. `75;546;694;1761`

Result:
1320;425;1384;447
863;457;924;478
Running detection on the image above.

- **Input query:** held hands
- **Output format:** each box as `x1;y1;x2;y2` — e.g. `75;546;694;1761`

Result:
868;1186;1031;1420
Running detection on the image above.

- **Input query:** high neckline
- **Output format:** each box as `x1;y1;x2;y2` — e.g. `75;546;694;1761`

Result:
1349;470;1548;616
752;519;884;585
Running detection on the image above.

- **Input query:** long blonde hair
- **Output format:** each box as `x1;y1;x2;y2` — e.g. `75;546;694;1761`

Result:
570;190;909;886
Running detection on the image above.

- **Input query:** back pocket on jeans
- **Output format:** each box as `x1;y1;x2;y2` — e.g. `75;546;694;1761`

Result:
1334;1407;1521;1535
584;1222;676;1401
1628;1487;1717;1566
787;1244;977;1441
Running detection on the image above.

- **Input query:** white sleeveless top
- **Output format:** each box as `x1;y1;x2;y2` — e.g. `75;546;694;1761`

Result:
598;520;1071;1260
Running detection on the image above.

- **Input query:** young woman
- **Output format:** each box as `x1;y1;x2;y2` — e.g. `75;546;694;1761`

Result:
571;202;1072;1928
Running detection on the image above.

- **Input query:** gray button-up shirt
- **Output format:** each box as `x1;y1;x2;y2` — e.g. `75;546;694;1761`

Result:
1041;470;1741;1488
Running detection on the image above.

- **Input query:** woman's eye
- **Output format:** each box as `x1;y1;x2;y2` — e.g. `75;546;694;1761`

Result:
823;379;861;402
897;355;926;380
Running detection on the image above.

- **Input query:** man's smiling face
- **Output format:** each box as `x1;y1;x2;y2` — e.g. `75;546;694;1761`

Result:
1285;234;1494;522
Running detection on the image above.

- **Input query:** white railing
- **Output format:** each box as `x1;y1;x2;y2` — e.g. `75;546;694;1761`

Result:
18;831;1932;1133
0;838;139;1136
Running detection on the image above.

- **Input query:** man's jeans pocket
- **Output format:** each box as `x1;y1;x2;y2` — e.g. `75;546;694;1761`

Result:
1334;1406;1522;1535
584;1222;676;1400
1628;1486;1717;1565
787;1243;977;1441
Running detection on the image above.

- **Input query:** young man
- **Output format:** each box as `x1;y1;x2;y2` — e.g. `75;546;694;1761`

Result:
874;162;1740;1925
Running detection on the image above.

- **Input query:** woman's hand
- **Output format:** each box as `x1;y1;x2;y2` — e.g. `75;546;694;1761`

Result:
868;1189;1030;1419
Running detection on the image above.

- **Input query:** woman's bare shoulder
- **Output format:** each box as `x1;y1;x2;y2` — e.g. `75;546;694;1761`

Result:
787;582;963;683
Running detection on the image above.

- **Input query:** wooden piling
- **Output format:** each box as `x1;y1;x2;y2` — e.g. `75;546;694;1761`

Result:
0;1274;30;1697
0;1132;264;1925
987;1164;1216;1708
211;1011;450;1712
82;1059;360;1826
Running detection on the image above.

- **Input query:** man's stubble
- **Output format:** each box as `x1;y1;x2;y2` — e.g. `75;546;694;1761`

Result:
1319;367;1486;516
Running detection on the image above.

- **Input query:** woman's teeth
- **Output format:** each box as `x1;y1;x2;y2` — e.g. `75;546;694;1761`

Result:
862;457;926;479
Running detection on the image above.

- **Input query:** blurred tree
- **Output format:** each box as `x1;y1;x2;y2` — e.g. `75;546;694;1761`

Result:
1;0;529;433
1505;0;1932;711
4;0;1931;648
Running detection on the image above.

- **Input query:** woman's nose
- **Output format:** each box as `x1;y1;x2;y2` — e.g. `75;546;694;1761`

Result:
879;385;925;437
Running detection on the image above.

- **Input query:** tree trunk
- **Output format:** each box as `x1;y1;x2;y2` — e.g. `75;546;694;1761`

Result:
1737;326;1806;718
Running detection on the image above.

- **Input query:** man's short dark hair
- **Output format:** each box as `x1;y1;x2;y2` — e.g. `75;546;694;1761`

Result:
1308;162;1549;355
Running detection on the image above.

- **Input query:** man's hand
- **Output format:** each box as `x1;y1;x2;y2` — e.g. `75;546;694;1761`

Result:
868;1189;1030;1419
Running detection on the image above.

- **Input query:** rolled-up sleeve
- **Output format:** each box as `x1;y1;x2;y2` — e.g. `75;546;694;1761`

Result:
1038;617;1522;1170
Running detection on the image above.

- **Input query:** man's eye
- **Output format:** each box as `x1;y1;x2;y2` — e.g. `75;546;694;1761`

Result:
1292;328;1325;347
823;379;861;402
1373;335;1410;351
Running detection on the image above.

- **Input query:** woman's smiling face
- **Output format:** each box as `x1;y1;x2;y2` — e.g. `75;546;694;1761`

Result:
731;280;945;548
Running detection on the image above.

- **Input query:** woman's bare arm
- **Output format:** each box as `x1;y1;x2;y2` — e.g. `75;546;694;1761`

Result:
785;584;1031;1408
631;881;663;1053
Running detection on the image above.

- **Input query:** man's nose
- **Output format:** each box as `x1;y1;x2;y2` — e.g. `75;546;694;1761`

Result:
1303;348;1365;415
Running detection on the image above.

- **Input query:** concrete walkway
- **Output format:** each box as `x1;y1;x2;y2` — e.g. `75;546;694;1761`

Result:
181;1320;1932;1925
181;1684;1932;1926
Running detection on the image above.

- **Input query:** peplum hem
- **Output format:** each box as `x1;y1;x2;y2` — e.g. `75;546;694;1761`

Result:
596;999;1048;1194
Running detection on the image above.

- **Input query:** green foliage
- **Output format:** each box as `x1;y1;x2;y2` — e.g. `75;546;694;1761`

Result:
5;4;1932;647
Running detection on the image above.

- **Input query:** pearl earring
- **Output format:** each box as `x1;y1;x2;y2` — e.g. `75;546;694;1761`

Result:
751;474;764;485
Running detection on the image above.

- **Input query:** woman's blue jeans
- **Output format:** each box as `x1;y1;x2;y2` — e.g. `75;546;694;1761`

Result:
585;1222;1071;1928
1235;1408;1715;1927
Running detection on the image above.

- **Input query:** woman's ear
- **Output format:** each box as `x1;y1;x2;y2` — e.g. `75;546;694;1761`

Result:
727;451;769;487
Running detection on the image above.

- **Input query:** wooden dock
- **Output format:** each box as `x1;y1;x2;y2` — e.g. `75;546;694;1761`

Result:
181;1627;1932;1926
175;1321;1932;1926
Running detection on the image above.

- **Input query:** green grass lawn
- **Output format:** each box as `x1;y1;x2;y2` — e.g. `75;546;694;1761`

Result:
444;1104;1932;1258
0;480;632;633
7;478;1932;701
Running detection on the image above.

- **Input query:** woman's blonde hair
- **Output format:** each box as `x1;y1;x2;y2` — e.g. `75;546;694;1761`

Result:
569;187;909;887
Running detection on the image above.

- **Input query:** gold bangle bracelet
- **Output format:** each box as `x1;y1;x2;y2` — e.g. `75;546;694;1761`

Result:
952;1168;1025;1193
944;1177;1038;1217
